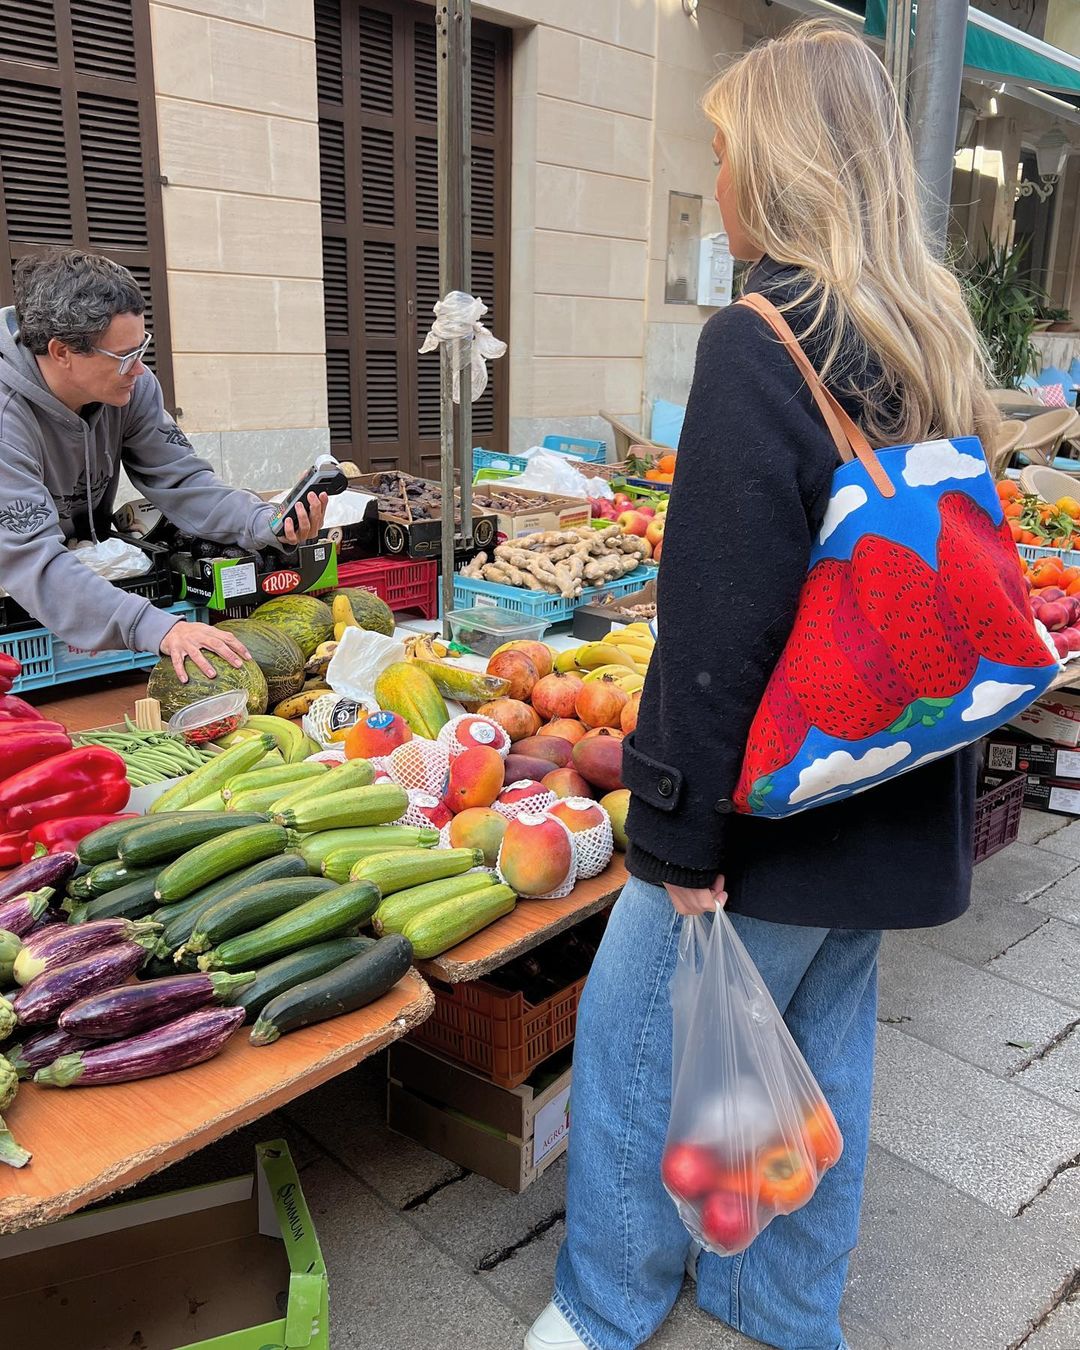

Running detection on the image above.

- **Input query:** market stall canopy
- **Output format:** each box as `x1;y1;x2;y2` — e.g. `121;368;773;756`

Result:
865;0;1080;96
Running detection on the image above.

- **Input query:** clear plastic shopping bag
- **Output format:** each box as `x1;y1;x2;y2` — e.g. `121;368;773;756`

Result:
662;907;843;1256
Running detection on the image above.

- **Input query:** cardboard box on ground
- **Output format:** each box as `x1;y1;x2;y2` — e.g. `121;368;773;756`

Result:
388;1041;572;1194
0;1141;327;1350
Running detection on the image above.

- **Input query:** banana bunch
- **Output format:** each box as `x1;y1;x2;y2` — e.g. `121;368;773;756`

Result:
403;633;450;662
554;624;655;694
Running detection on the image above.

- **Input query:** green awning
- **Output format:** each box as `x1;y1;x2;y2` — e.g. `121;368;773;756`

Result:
865;0;1080;96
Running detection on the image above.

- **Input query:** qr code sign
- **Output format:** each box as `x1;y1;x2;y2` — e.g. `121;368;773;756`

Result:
987;744;1018;771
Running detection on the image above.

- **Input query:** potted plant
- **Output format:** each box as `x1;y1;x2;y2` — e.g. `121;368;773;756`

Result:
961;236;1046;387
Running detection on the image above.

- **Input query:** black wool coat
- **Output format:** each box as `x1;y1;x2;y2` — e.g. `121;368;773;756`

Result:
624;258;977;931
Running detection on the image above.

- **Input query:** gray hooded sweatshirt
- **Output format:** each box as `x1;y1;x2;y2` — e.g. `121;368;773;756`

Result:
0;305;281;655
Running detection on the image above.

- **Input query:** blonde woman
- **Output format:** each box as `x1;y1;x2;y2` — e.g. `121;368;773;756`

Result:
527;20;997;1350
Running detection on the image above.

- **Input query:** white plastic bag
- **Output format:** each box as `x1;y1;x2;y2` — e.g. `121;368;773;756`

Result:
497;449;614;500
67;537;153;580
326;627;407;706
417;290;507;403
662;908;843;1255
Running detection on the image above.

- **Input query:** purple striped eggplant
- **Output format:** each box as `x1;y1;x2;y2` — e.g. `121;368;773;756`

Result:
0;852;76;907
13;917;161;986
59;970;255;1040
35;1005;244;1086
6;1025;97;1078
11;941;147;1028
0;887;54;938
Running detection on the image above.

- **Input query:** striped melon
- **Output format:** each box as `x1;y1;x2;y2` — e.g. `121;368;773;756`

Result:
147;652;268;720
249;595;333;659
217;619;305;706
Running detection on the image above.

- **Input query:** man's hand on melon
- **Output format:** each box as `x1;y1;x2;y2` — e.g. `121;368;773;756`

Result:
160;622;251;682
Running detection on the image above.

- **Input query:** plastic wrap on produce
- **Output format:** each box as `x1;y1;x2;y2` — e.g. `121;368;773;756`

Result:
496;449;614;500
326;627;407;706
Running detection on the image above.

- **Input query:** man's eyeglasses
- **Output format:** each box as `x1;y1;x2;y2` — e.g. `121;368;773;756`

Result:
90;332;152;376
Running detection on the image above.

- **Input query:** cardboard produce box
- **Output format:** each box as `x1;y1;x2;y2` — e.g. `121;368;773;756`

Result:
572;577;657;640
173;539;338;610
388;1041;571;1193
0;1140;327;1350
985;734;1080;781
477;486;592;542
348;471;498;560
1009;688;1080;749
985;770;1080;816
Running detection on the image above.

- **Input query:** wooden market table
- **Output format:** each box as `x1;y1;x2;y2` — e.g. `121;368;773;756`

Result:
0;681;629;1235
0;969;434;1234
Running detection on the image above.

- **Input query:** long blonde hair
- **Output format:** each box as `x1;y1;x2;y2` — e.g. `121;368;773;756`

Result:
702;18;998;445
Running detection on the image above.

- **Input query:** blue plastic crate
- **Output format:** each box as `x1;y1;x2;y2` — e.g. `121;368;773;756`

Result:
472;447;528;475
0;602;208;692
451;567;652;627
541;434;607;464
1017;543;1080;568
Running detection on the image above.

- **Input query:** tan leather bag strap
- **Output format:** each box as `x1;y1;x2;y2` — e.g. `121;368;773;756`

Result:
738;292;895;499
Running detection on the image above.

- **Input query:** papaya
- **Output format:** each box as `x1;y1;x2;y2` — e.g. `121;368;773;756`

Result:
374;662;449;739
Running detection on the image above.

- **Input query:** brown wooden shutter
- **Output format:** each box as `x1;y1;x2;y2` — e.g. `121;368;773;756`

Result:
0;0;173;406
316;0;509;477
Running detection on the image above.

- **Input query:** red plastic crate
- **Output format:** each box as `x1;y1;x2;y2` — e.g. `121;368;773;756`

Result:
332;556;438;619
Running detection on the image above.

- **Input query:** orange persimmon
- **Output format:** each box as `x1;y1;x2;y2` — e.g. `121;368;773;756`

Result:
802;1102;844;1172
757;1145;816;1211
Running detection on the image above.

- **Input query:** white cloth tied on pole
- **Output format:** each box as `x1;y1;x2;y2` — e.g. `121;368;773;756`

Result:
418;290;507;402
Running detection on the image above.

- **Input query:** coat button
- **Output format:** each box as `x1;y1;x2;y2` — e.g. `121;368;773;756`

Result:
715;798;735;814
657;775;674;798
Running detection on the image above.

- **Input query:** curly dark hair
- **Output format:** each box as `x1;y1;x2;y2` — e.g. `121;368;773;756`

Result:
13;247;145;355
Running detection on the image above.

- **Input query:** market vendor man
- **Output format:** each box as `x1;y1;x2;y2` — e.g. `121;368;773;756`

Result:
0;248;327;681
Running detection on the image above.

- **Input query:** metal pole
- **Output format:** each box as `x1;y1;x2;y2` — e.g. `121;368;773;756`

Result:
908;0;969;255
884;0;913;107
436;0;472;638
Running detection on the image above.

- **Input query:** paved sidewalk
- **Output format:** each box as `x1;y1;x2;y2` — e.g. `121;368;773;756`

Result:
137;810;1080;1349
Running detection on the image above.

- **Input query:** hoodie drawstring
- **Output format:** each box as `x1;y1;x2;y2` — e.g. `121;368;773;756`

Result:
83;423;98;545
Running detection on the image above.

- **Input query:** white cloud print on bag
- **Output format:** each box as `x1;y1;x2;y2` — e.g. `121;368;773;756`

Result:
902;440;985;488
818;484;868;544
788;741;913;806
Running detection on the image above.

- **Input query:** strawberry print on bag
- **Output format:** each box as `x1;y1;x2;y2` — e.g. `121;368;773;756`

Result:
735;437;1059;817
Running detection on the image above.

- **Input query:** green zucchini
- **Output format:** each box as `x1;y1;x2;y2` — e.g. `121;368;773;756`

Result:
68;871;162;925
348;848;483;896
154;824;297;903
201;880;381;971
85;858;157;896
249;934;413;1045
274;785;408;834
372;874;498;937
221;762;326;803
227;936;374;1022
269;759;376;815
78;816;165;866
299;826;441;875
120;813;270;869
183;877;340;954
224;787;293;815
65;873;96;903
151;852;310;955
179;792;228;813
149;735;275;813
401;884;517;959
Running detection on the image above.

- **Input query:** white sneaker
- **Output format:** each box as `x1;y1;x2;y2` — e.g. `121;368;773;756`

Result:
524;1302;589;1350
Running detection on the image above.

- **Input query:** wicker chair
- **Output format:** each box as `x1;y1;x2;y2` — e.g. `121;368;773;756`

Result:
1014;409;1080;471
988;388;1046;419
987;419;1026;479
599;410;664;461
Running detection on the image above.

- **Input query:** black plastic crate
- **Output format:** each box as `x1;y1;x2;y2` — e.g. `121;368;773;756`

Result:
0;539;175;636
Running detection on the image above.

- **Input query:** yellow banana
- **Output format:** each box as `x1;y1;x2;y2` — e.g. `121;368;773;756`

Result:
606;627;654;648
583;665;644;692
555;647;584;674
605;637;653;663
575;643;637;672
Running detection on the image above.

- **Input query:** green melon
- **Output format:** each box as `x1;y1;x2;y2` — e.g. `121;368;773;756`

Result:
216;619;305;706
147;652;268;720
332;588;395;637
248;595;333;659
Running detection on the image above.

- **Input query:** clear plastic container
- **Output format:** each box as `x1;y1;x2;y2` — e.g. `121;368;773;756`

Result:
166;689;249;745
445;607;550;657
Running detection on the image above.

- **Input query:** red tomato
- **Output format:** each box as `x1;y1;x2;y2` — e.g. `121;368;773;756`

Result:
661;1142;719;1201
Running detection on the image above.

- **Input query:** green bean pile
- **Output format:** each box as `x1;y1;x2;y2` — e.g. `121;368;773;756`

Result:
74;717;216;787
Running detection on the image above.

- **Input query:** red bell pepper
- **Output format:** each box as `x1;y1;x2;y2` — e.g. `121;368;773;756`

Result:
0;746;129;831
0;655;20;696
0;727;72;779
23;812;137;860
0;830;29;868
0;695;44;722
0;720;66;738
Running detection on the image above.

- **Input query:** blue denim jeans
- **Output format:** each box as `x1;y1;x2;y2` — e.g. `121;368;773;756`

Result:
554;876;881;1350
